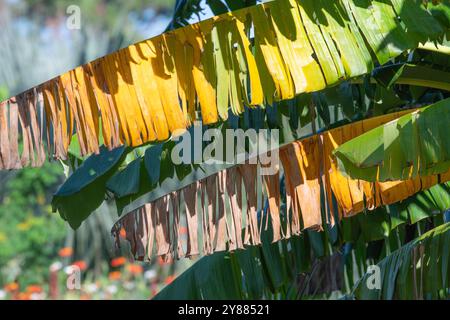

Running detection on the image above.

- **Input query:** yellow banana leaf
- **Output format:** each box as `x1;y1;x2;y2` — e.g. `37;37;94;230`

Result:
0;0;448;169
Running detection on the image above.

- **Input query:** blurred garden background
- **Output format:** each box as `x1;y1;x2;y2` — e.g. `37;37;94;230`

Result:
0;0;197;300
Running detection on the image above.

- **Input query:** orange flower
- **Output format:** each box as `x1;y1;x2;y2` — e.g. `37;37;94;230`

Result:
158;256;173;266
127;264;143;275
119;228;126;239
108;271;122;281
165;275;176;285
111;257;126;267
72;260;87;271
16;292;31;300
58;247;73;257
26;285;43;293
4;282;19;292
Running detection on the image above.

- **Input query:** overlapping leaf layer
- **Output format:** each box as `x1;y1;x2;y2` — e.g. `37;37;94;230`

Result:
113;106;450;261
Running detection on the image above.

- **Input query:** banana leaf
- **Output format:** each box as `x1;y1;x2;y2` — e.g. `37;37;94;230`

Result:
51;146;126;228
334;97;450;181
351;222;450;300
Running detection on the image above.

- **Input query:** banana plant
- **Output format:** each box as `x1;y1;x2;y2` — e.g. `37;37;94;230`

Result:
1;0;450;300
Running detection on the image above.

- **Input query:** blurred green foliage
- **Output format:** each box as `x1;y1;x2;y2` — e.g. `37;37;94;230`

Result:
0;86;7;101
0;163;66;287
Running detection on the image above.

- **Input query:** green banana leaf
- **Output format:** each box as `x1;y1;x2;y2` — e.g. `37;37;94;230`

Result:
393;182;450;224
372;63;450;91
52;146;126;229
334;97;450;181
351;222;450;300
